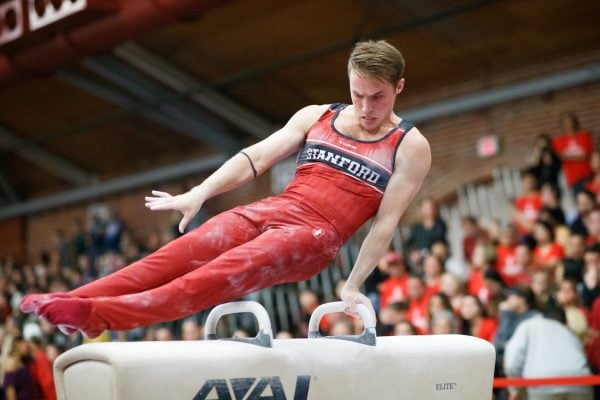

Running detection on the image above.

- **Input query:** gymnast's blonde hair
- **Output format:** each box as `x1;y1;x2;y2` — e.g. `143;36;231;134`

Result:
348;40;405;85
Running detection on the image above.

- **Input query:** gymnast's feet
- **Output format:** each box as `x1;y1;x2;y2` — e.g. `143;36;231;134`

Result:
20;292;72;314
37;297;103;339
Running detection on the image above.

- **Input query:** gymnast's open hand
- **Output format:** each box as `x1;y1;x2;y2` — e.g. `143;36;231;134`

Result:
144;190;203;233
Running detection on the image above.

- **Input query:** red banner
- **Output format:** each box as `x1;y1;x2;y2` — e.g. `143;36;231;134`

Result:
494;375;600;388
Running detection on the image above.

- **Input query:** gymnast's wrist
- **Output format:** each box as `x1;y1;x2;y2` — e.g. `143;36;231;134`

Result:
189;185;210;203
342;283;360;293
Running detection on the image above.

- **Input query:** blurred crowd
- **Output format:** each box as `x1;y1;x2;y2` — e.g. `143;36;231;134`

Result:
0;111;598;399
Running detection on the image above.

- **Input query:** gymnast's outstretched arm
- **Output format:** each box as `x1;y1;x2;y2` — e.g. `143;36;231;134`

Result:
342;128;431;317
145;104;328;233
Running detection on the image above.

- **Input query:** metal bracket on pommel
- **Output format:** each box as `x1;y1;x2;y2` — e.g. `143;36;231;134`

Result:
204;301;274;348
308;301;377;346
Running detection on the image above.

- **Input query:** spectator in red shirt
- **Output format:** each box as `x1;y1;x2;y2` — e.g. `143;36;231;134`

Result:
503;242;535;288
468;244;491;302
423;255;443;294
462;216;487;262
585;297;600;372
378;251;409;309
585;151;600;199
511;170;542;235
496;225;519;283
532;220;565;273
29;337;56;400
460;294;498;342
406;275;433;334
552;111;594;194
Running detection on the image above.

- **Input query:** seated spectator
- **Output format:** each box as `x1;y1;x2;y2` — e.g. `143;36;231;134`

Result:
565;233;587;263
530;270;554;311
552;111;594;195
539;182;566;225
585;151;600;198
558;258;585;287
406;275;433;334
555;278;590;343
378;301;409;336
393;320;417;336
430;240;450;267
232;329;250;339
496;225;520;284
28;337;56;400
439;272;465;312
378;251;409;309
71;218;89;259
467;244;491;302
503;241;535;288
181;318;204;341
532;221;564;273
483;269;506;319
430;310;458;335
538;208;570;251
586;297;600;374
581;243;600;308
275;331;294;339
329;319;355;337
568;190;595;237
3;336;42;400
528;133;562;192
104;208;124;253
511;169;542;235
504;306;593;400
462;216;486;262
486;219;503;246
297;289;325;337
44;343;63;366
459;294;498;343
584;207;600;246
423;255;444;293
494;286;540;374
405;196;447;269
427;292;454;332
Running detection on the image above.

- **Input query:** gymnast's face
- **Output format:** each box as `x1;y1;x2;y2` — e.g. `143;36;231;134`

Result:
349;70;404;134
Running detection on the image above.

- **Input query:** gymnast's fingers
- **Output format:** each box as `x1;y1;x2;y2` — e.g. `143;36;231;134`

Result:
179;212;193;233
151;190;172;197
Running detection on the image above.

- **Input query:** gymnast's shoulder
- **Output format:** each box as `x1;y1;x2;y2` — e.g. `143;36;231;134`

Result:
285;104;331;129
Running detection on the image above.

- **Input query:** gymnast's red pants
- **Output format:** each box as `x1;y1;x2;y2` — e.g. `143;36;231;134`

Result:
67;196;342;332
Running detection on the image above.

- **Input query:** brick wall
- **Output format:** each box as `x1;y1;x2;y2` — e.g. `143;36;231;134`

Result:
0;217;25;261
417;80;600;203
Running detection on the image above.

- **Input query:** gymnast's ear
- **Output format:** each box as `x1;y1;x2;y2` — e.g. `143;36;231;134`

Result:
395;78;405;95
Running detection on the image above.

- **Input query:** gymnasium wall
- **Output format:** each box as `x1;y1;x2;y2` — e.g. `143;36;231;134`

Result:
2;53;600;263
418;80;600;202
